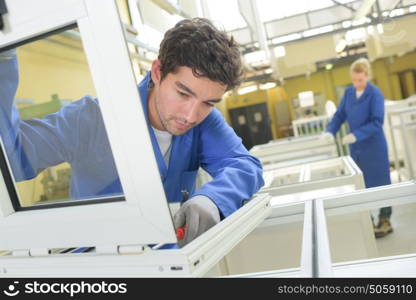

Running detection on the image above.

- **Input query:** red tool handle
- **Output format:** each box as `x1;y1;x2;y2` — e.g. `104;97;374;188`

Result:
175;226;186;241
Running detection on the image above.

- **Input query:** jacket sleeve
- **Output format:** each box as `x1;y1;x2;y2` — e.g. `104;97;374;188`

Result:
193;109;264;218
326;89;348;136
0;55;97;181
352;86;385;142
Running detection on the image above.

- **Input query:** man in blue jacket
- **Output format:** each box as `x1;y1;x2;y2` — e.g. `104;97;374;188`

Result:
0;18;264;245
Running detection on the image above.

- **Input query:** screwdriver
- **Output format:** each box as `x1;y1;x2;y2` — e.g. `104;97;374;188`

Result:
175;189;189;241
176;226;186;241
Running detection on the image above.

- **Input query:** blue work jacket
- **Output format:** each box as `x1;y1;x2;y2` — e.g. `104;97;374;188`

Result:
326;83;391;188
0;56;264;217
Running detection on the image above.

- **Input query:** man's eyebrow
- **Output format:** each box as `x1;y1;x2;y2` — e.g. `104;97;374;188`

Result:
175;81;196;97
175;81;222;103
205;99;222;103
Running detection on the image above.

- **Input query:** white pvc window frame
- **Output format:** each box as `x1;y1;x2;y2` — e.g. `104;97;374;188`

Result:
231;181;416;278
322;181;416;277
0;193;272;277
387;106;416;181
0;0;176;250
250;134;339;166
260;156;365;196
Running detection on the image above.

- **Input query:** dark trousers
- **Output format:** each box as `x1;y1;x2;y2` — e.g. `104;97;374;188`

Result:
379;206;392;218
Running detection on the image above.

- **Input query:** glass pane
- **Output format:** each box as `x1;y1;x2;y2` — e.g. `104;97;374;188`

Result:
263;165;302;188
256;0;285;22
388;108;416;181
262;157;355;191
309;158;350;180
307;0;333;11
205;0;246;31
374;202;416;257
0;27;124;208
257;0;308;21
326;201;416;263
208;205;305;276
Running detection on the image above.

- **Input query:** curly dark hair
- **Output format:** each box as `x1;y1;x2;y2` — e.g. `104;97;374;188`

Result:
157;18;244;91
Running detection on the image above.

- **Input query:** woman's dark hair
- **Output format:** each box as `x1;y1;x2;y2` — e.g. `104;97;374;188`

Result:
157;18;244;91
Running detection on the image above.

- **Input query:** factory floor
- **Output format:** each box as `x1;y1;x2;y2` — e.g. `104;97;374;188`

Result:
373;202;416;258
373;170;416;258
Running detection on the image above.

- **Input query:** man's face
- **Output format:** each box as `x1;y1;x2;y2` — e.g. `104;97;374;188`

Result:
149;61;227;135
351;71;368;92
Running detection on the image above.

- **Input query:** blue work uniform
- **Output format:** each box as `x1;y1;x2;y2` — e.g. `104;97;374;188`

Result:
0;56;264;218
326;83;391;190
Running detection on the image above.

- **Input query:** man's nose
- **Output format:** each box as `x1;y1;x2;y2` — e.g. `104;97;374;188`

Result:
184;101;199;124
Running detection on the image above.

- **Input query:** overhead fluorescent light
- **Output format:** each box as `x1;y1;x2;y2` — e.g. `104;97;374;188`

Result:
352;18;367;26
389;8;404;17
335;38;347;53
273;46;286;58
272;33;302;44
377;23;384;34
244;50;267;65
238;85;258;95
345;28;367;44
342;21;352;28
259;82;277;90
325;64;333;71
303;25;334;37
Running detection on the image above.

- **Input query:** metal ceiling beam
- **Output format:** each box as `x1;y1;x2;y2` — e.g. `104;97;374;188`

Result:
148;0;191;19
232;2;416;49
354;0;377;20
238;0;269;58
332;0;356;12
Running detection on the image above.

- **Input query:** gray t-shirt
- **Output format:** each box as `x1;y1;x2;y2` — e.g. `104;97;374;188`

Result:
152;127;172;165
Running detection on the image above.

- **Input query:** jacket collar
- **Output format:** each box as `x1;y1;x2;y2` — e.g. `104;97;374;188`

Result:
137;72;170;179
353;81;372;100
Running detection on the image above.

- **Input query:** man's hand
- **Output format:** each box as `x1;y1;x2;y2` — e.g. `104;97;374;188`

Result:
0;48;16;62
173;195;220;246
342;133;357;145
320;131;334;143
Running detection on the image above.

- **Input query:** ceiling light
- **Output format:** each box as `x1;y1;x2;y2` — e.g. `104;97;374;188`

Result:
244;50;267;65
273;46;286;58
238;85;258;95
325;64;333;70
335;39;347;53
259;82;277;90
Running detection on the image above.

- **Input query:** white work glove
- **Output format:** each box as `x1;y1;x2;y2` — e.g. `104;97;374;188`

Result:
0;48;16;62
342;133;357;145
173;195;220;246
320;131;334;143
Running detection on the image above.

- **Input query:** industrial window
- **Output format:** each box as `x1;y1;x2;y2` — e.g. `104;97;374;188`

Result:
0;0;176;250
0;25;124;211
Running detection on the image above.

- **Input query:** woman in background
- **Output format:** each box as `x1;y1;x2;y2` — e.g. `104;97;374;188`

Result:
322;57;392;238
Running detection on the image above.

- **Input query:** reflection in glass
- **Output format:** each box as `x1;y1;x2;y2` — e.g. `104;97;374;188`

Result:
267;166;301;187
208;213;304;276
326;202;416;263
0;27;124;208
309;158;349;181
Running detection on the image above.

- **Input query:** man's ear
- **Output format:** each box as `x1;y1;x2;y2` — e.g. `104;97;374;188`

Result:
151;59;162;86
